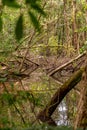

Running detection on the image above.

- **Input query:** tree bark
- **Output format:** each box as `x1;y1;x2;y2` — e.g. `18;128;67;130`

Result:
37;67;85;125
74;57;87;130
72;0;79;54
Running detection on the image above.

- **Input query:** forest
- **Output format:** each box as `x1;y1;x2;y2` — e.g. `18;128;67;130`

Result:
0;0;87;130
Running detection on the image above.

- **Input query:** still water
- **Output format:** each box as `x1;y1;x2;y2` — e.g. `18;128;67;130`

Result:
57;101;69;126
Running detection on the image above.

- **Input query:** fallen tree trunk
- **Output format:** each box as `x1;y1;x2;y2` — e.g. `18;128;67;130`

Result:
37;67;85;125
48;51;86;76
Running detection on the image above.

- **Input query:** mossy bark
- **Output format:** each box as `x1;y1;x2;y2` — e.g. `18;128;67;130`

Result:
37;68;85;125
74;66;87;130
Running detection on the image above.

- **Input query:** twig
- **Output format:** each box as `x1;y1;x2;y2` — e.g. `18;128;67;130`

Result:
0;61;9;67
2;83;26;125
15;33;31;51
19;80;40;124
16;55;39;67
19;1;47;71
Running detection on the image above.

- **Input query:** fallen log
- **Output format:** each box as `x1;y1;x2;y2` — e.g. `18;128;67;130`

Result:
37;67;85;125
48;51;86;76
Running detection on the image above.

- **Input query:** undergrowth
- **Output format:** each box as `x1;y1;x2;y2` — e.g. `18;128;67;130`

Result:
0;125;86;130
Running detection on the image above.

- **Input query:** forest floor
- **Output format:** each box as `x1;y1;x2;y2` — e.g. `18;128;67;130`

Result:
0;49;86;92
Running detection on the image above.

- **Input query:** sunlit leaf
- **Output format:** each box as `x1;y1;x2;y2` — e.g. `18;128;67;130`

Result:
2;0;20;8
29;11;40;32
15;14;23;41
0;16;3;32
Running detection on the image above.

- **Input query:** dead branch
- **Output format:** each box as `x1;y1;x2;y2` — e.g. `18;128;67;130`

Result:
2;83;26;125
19;1;47;71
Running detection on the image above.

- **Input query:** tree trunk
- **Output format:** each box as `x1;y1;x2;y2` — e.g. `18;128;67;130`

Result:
72;0;79;54
74;61;87;130
37;67;84;125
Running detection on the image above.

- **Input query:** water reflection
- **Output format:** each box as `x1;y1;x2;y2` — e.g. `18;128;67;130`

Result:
57;101;69;125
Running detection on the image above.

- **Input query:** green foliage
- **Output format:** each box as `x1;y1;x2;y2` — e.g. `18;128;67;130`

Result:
2;0;21;8
1;0;87;128
0;16;3;32
1;93;16;105
29;4;45;16
0;90;43;107
1;0;46;40
29;11;40;32
0;125;85;130
0;77;7;82
78;26;87;33
18;91;43;106
0;8;18;61
80;41;87;53
0;117;10;126
15;14;23;41
0;128;14;130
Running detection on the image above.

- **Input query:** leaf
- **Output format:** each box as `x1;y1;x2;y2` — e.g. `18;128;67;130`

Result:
0;16;3;32
0;77;7;82
29;11;40;32
15;14;23;41
30;3;46;16
34;97;43;107
1;93;15;105
2;0;20;8
25;0;37;4
25;0;45;16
